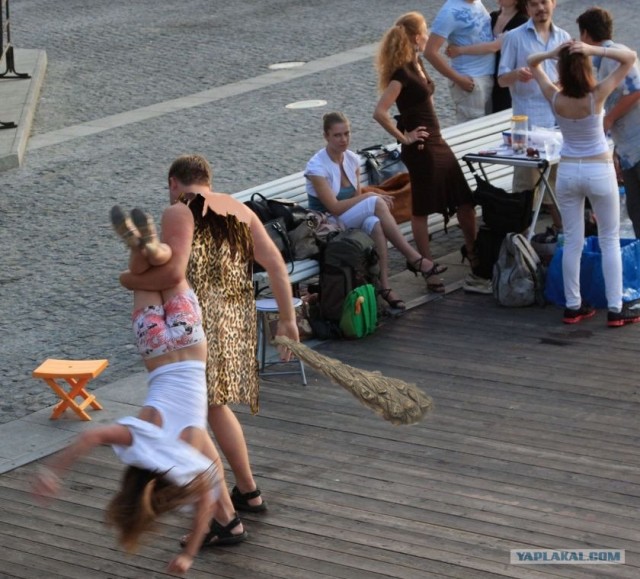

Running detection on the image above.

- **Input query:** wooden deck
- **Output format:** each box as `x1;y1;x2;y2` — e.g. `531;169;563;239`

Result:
1;290;639;578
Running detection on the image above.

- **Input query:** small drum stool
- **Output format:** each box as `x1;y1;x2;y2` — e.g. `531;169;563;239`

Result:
256;298;307;385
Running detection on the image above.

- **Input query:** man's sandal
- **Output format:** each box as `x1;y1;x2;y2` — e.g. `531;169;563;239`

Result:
179;513;248;548
231;485;268;513
110;205;140;249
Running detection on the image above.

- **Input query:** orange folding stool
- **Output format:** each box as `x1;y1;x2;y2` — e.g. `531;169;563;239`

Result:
33;359;108;421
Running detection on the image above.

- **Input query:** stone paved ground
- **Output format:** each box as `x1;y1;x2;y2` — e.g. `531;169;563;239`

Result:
1;0;636;422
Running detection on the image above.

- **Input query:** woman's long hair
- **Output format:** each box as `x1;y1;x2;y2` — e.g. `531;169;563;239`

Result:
515;0;527;15
376;12;426;91
558;45;596;99
105;466;212;552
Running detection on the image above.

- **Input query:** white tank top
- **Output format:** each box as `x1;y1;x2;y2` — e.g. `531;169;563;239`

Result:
552;92;609;158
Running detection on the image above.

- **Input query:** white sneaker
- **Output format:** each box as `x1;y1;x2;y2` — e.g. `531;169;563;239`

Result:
463;273;493;295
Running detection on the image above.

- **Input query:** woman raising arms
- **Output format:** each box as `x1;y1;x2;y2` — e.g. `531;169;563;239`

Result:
528;40;640;326
373;12;478;292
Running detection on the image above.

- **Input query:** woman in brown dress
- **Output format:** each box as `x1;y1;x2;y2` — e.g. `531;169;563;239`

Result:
373;12;478;291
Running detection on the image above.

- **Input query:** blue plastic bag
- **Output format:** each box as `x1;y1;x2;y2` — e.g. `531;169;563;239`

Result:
544;236;640;308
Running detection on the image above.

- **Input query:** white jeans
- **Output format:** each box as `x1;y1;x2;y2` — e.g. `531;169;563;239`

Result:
332;195;379;235
556;159;621;310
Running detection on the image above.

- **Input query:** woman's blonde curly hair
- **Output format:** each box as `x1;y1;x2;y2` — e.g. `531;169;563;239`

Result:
376;12;427;92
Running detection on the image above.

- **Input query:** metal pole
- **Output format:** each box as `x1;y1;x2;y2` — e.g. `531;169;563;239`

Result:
0;0;31;78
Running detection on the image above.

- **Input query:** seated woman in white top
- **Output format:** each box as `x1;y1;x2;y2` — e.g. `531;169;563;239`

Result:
305;111;447;309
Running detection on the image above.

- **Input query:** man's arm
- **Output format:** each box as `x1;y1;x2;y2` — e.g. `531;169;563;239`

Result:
424;33;474;92
497;32;533;88
605;91;640;132
119;203;194;291
250;212;299;359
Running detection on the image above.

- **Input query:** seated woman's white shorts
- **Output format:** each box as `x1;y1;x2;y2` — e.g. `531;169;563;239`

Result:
331;195;379;235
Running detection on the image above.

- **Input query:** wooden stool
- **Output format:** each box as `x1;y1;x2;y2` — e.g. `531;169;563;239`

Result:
33;359;108;421
256;298;307;385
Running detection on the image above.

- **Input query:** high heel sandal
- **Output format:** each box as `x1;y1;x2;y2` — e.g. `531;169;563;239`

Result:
460;244;480;270
426;279;446;294
110;205;140;249
406;257;448;279
378;288;406;311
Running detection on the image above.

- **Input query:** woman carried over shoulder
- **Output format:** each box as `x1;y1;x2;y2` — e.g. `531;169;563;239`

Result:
33;202;246;574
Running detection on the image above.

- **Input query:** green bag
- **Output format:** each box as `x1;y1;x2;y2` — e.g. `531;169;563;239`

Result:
339;284;377;339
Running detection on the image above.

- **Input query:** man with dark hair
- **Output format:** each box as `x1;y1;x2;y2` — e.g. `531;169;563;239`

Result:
497;0;568;230
578;6;640;238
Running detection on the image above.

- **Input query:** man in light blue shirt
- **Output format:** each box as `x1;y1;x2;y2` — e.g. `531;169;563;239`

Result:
497;0;569;226
578;6;640;238
425;0;494;122
498;0;570;129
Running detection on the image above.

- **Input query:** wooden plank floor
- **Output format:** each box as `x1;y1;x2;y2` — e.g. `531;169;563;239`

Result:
1;291;639;578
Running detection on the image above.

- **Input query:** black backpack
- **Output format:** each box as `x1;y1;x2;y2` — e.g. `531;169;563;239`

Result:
319;229;380;322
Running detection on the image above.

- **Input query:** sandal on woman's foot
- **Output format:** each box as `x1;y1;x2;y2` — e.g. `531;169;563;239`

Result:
422;262;448;279
179;513;248;548
407;257;448;278
130;207;160;253
110;205;140;249
378;288;406;311
231;485;268;513
426;278;446;294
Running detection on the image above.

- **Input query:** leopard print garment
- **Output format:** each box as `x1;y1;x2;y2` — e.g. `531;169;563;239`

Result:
185;199;260;413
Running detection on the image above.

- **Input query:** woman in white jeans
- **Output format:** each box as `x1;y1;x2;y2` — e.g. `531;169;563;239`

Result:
528;40;639;326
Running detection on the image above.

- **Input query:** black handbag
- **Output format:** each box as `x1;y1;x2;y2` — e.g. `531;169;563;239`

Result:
358;145;407;186
254;217;294;273
245;192;307;231
473;175;533;235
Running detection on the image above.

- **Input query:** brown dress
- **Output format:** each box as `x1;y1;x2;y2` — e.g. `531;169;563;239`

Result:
392;63;473;223
185;195;260;414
